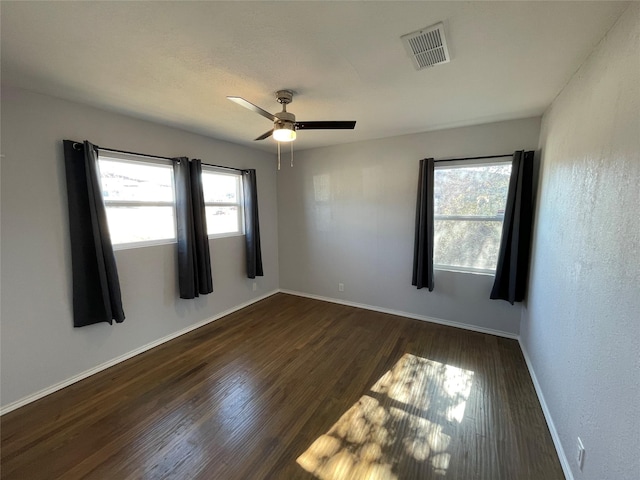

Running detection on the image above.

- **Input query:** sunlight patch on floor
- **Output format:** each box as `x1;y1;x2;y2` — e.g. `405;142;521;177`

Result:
297;354;474;480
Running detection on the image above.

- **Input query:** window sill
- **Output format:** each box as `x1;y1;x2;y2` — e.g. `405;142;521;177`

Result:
434;265;495;277
207;232;244;240
113;238;176;251
113;232;244;250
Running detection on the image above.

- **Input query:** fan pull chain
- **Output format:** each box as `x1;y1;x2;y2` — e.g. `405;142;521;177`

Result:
277;142;281;170
290;142;294;167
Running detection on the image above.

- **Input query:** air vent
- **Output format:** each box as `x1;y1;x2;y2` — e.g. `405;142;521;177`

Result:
401;22;450;70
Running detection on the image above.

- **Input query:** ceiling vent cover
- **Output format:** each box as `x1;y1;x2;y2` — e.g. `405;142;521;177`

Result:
401;22;450;70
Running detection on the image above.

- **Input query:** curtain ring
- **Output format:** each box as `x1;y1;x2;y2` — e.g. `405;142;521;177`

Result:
73;142;83;151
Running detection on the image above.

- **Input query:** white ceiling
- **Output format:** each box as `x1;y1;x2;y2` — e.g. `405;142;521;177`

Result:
1;1;628;152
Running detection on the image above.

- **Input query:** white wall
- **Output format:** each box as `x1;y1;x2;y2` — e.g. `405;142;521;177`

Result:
0;87;279;408
521;4;639;480
278;118;541;336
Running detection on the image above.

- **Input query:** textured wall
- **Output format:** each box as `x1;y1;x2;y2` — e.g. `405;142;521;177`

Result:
521;5;639;480
278;118;541;336
0;88;279;408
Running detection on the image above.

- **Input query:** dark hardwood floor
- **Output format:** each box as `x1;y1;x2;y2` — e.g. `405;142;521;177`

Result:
1;293;564;479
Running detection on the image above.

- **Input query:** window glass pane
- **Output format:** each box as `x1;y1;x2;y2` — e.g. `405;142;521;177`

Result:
105;206;175;245
434;219;503;271
202;172;238;203
433;162;511;273
99;159;173;202
434;164;511;216
205;206;240;235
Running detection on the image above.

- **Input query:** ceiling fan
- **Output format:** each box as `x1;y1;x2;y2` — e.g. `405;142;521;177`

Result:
227;90;356;142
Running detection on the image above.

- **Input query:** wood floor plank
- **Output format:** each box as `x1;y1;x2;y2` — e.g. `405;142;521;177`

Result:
1;293;564;480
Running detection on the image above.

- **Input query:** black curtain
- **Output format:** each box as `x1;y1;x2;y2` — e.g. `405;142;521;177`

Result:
242;169;264;278
63;140;125;327
491;150;535;304
173;158;213;299
412;158;435;291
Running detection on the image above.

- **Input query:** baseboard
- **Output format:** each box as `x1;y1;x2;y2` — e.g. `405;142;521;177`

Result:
519;339;572;480
279;289;519;339
0;290;279;416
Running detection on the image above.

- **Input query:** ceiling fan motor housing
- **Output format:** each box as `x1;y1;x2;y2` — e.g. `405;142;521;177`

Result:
275;110;296;130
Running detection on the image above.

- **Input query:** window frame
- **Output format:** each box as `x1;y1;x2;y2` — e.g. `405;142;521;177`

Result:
201;166;245;239
97;152;177;251
433;159;511;276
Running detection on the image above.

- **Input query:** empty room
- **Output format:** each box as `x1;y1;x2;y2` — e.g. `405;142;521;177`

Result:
1;2;638;480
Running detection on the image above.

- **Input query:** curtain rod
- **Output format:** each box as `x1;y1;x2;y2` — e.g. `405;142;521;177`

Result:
434;154;513;163
72;142;246;173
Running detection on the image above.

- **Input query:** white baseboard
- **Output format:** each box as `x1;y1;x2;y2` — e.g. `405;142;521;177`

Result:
279;289;519;339
0;290;279;416
519;339;572;480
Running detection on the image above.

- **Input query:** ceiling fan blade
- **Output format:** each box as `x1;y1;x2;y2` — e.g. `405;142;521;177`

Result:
254;129;274;141
296;121;356;130
227;96;276;121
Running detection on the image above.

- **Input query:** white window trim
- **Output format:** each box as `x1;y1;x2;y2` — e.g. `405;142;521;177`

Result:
434;158;511;169
98;152;178;250
202;166;245;239
98;150;173;167
433;159;511;275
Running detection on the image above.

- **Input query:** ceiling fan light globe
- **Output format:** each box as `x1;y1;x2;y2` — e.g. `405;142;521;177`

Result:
273;128;296;142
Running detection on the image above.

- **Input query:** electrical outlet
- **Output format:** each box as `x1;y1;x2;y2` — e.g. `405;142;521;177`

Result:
338;283;344;292
576;437;585;470
252;282;257;292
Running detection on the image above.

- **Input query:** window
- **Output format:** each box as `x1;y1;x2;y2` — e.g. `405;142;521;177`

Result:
98;154;243;247
433;161;512;274
201;168;244;237
98;154;176;248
